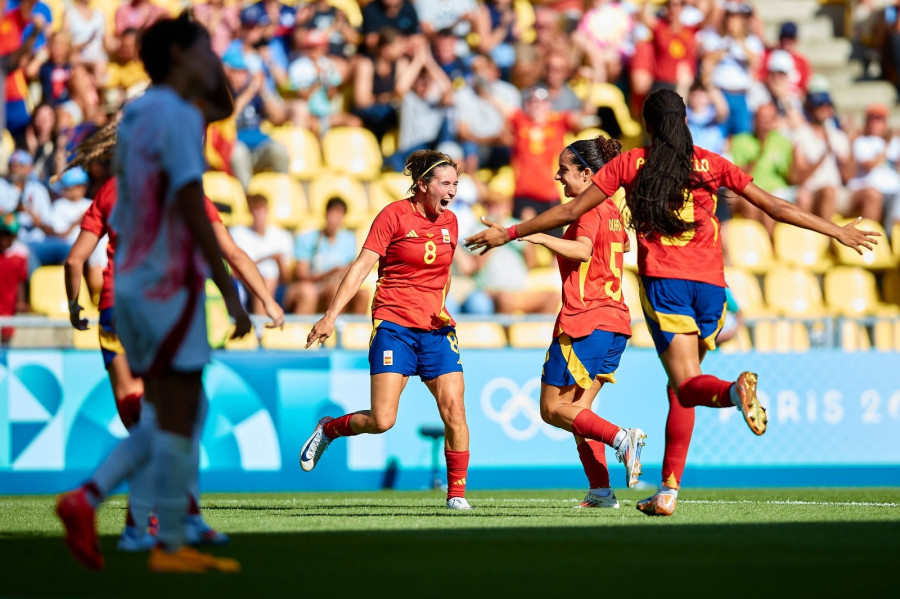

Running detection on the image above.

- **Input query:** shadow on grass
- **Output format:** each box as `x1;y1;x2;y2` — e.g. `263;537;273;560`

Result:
2;521;898;597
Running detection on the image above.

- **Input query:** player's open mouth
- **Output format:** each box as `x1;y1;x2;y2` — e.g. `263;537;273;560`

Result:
440;199;450;208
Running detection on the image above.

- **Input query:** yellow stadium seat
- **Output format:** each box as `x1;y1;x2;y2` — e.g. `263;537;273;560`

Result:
267;126;323;180
892;222;900;262
772;223;832;273
525;267;562;293
202;171;250;227
2;129;14;157
488;166;515;200
508;320;555;348
328;0;363;28
873;320;900;351
718;326;752;353
575;83;642;138
341;321;374;350
839;321;871;352
379;171;412;202
764;266;827;317
883;267;900;306
72;328;100;350
308;173;370;228
30;266;97;318
454;321;507;349
753;320;810;353
564;127;613;148
824;266;899;317
247;173;309;230
322;127;383;181
726;219;774;274
832;218;895;269
723;267;768;316
514;0;536;44
261;322;336;349
380;128;398;158
225;327;260;351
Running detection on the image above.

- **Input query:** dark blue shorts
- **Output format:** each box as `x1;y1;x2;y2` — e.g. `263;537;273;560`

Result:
541;329;628;389
98;307;125;370
639;276;727;355
369;320;463;380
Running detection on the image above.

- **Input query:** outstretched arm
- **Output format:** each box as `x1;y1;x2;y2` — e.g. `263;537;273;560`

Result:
741;182;879;254
306;248;380;347
465;185;608;253
521;233;593;262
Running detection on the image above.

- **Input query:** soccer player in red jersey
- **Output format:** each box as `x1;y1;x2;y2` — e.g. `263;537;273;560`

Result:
61;123;284;553
466;89;879;516
301;150;473;510
522;136;646;508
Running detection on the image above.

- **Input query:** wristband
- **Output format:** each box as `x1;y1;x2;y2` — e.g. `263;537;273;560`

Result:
506;224;518;241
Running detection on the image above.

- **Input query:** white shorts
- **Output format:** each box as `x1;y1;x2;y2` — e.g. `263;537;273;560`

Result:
115;284;210;377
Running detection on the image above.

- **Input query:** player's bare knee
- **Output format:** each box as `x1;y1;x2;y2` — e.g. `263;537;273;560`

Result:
369;415;396;434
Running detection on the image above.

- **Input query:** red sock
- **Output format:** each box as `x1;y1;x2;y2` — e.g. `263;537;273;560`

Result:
662;386;695;489
186;493;201;516
322;414;357;439
571;410;620;447
83;481;103;507
678;375;733;408
116;393;143;430
445;449;469;499
125;503;136;527
577;440;609;488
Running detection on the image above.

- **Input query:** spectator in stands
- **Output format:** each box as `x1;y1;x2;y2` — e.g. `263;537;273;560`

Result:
113;0;167;40
0;150;54;272
47;165;92;251
697;1;762;137
541;51;582;113
792;91;853;221
760;22;811;94
632;0;700;108
62;0;107;81
22;103;63;184
352;27;407;142
228;193;294;316
192;0;241;57
388;39;455;172
478;0;521;81
455;53;518;173
416;0;480;43
230;6;289;92
686;78;728;155
1;0;50;140
361;0;421;55
249;0;297;57
874;0;900;94
432;28;473;88
224;45;290;190
290;197;367;315
731;103;796;235
847;103;900;222
104;28;150;99
0;212;28;343
287;28;360;134
853;0;882;80
296;0;360;67
746;49;805;132
573;0;636;84
65;63;101;126
34;31;72;106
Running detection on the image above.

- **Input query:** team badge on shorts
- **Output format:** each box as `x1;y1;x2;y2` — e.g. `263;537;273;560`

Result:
383;350;393;366
441;229;451;243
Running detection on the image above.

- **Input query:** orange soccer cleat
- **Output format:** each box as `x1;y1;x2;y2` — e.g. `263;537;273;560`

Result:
148;546;241;573
733;372;767;436
56;489;104;570
636;492;677;517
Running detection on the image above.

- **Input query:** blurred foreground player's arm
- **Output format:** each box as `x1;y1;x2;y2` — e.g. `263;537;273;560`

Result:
306;248;379;346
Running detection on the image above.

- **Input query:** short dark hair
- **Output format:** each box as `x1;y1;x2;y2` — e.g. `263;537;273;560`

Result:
325;197;347;214
139;11;208;84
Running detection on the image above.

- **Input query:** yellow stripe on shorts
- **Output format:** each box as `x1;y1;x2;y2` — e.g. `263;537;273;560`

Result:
98;327;126;355
558;333;595;390
638;278;701;335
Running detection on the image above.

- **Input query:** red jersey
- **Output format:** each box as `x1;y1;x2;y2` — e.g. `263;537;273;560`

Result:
511;109;571;202
591;146;752;287
80;177;223;311
363;200;457;330
555;199;631;338
650;20;698;84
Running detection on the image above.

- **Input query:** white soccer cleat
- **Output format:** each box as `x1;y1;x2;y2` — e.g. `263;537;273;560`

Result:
116;525;156;552
575;490;619;509
615;427;647;488
446;497;473;510
299;417;334;472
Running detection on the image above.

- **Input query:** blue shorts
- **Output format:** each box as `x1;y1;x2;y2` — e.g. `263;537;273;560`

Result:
639;276;727;355
98;307;125;370
369;320;463;380
542;330;628;389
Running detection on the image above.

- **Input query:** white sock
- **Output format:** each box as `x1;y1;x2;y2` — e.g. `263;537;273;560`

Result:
612;429;627;450
126;402;157;527
658;484;678;497
589;487;613;496
91;399;154;502
152;430;193;550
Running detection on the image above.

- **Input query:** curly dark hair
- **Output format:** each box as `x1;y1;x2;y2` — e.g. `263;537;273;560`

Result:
404;150;459;195
565;134;622;173
629;89;713;238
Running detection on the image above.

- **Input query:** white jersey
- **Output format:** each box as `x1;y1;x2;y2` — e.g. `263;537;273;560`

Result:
112;85;210;375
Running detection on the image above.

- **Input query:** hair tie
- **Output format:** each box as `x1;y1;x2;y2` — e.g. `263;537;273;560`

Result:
567;145;592;170
419;159;449;179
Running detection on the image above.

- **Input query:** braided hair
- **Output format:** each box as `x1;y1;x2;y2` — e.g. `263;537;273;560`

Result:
53;119;118;183
629;89;712;237
404;149;459;196
565;134;622;173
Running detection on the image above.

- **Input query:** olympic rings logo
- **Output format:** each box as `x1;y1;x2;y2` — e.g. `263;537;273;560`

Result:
480;377;571;441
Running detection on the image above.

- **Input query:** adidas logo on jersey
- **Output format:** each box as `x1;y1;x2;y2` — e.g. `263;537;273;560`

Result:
406;230;418;238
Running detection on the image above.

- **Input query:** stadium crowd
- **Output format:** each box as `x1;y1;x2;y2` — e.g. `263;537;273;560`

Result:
0;0;899;340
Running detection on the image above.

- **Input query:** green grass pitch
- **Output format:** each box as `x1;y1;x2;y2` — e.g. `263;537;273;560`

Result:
2;488;899;597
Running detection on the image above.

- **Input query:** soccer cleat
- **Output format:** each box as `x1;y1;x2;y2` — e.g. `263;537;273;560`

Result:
299;417;334;472
575;490;619;509
734;372;767;436
56;489;104;570
118;525;157;552
184;515;230;546
446;497;474;510
148;546;241;573
636;492;677;517
615;427;647;488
